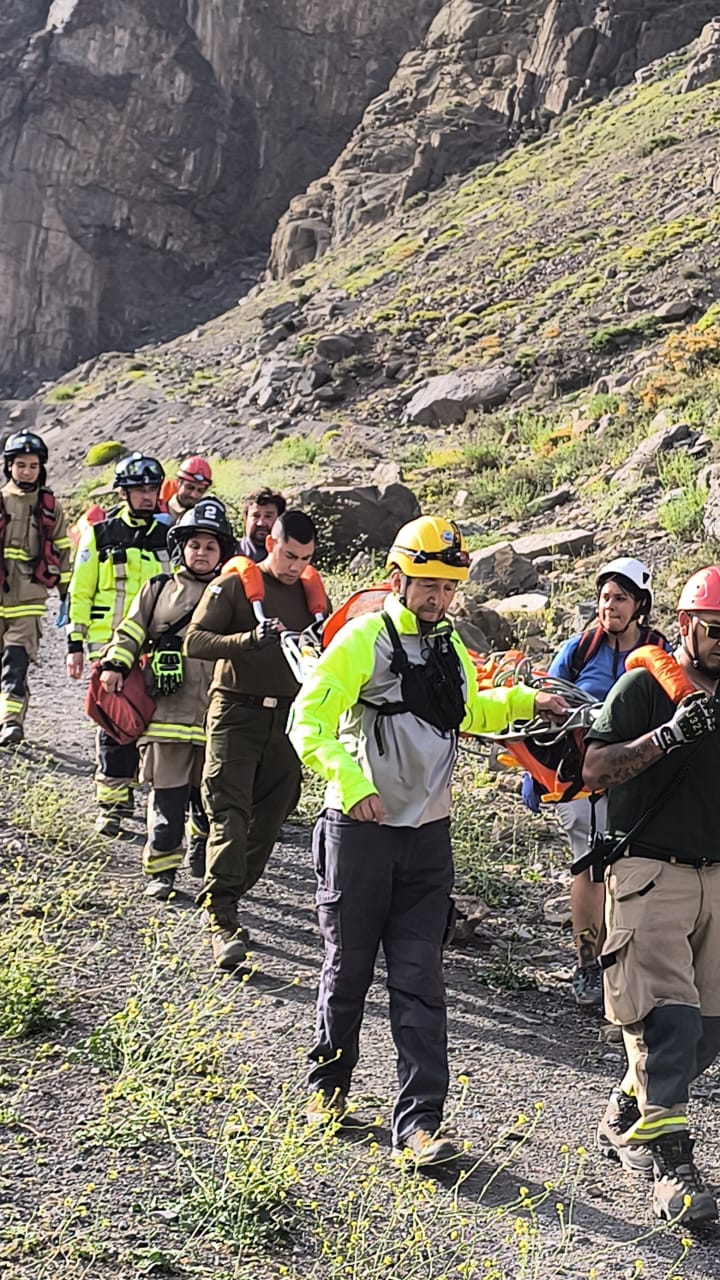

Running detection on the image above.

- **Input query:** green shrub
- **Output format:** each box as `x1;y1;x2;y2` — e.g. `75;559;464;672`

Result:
658;483;706;538
85;441;126;467
45;382;83;404
638;133;682;156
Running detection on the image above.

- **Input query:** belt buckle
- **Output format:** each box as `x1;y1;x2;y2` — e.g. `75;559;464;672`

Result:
262;696;278;709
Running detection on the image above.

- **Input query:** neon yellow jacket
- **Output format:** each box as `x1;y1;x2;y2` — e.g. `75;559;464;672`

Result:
289;592;537;827
68;506;170;660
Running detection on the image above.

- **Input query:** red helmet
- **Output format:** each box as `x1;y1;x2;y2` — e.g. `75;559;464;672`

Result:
677;566;720;612
177;455;212;485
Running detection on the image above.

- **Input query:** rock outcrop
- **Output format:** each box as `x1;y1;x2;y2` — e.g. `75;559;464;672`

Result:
269;0;720;278
0;0;441;387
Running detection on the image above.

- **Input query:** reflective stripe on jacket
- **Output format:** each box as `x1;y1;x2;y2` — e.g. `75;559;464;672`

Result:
68;506;170;658
0;481;71;618
106;568;213;743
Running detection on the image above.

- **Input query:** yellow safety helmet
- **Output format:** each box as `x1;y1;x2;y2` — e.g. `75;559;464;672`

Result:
386;515;470;582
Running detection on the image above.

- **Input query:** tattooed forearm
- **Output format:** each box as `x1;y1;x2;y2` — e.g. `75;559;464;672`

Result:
583;734;663;789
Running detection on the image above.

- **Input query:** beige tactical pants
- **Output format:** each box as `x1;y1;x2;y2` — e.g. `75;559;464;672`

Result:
140;741;207;875
602;855;720;1142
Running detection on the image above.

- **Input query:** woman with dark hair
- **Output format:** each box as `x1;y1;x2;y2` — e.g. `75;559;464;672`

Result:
526;557;670;1007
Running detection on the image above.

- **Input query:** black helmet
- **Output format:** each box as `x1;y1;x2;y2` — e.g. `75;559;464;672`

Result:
114;453;165;490
167;498;235;573
3;430;49;484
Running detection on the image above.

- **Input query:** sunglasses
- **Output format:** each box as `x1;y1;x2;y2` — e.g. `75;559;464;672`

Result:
694;617;720;641
396;544;470;569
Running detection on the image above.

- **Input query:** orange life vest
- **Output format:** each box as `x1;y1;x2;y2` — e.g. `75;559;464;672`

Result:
223;555;328;621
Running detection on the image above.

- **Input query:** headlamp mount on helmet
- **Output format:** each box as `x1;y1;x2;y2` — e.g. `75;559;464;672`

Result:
114;453;165;490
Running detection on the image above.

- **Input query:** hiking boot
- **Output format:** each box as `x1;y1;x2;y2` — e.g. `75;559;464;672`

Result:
650;1133;718;1223
203;906;250;971
0;723;23;748
596;1088;654;1175
393;1129;458;1167
144;871;175;901
186;837;206;879
305;1087;349;1126
95;810;120;838
571;962;603;1008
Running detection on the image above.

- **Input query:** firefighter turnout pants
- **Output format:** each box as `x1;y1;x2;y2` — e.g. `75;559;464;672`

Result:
140;741;208;877
309;809;455;1146
602;855;720;1143
199;694;302;910
95;730;138;813
0;617;41;727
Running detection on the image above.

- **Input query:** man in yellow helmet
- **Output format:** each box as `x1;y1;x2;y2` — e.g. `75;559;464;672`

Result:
289;516;567;1166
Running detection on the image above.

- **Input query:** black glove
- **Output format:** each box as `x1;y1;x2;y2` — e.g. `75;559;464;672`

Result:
652;691;716;754
251;618;282;648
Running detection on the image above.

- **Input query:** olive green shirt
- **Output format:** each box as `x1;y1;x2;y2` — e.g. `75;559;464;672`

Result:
184;567;318;699
586;668;720;862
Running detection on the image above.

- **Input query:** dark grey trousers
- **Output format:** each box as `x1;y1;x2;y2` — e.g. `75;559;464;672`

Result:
309;808;454;1145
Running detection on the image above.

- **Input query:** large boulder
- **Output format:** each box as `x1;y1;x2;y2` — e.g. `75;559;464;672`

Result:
449;593;513;654
403;366;519;426
511;529;595;559
296;481;420;557
468;542;538;599
682;18;720;91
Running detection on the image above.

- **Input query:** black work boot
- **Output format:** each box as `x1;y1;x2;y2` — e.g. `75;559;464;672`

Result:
597;1087;653;1175
186;836;206;879
0;723;23;748
650;1133;718;1223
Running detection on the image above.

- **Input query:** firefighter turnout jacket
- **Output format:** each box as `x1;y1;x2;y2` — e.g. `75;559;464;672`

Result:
105;568;214;746
68;506;170;660
0;480;71;621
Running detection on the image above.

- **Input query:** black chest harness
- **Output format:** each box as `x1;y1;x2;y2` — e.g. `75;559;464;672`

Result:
360;612;466;754
94;511;169;564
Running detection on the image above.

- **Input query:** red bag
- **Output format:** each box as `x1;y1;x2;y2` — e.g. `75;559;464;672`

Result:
85;662;156;745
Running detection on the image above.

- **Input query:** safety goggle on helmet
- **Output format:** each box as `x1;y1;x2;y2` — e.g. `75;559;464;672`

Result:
387;516;470;582
114;454;165;489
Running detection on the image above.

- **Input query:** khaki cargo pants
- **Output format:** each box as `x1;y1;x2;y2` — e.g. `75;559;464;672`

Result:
0;615;41;726
602;854;720;1142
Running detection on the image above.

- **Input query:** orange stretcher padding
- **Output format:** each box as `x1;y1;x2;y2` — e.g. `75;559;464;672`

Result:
223;554;328;618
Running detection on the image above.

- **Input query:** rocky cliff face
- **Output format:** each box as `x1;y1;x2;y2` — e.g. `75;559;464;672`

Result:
269;0;720;278
0;0;441;389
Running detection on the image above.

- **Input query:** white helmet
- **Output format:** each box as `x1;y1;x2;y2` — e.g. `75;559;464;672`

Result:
596;556;653;613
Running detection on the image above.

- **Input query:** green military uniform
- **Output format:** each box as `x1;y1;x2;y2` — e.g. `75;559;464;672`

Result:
184;566;322;917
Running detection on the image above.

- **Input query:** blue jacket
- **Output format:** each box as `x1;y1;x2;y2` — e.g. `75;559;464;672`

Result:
549;631;672;702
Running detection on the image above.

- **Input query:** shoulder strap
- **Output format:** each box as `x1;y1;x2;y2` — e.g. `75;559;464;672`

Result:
382;610;410;675
572;748;699;878
144;574;172;639
568;623;603;681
